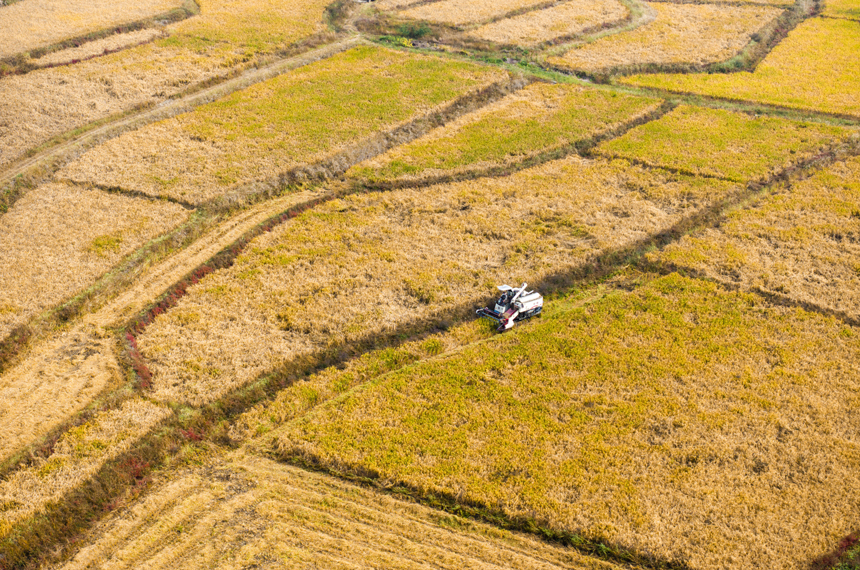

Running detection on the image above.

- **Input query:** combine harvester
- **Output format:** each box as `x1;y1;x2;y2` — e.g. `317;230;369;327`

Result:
477;283;543;332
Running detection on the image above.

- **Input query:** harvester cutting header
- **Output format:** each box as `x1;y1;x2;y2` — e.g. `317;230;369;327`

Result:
477;283;543;332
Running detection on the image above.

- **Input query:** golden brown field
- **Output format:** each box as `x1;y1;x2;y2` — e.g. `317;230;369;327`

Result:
548;2;783;72
32;28;165;68
401;0;553;26
468;0;629;46
0;0;184;59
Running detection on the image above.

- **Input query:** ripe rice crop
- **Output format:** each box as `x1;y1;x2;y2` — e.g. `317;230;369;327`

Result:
347;82;662;185
402;0;554;26
60;46;509;205
0;0;333;169
547;2;782;73
0;183;189;341
137;155;739;406
595;105;849;182
274;274;860;570
0;0;183;59
822;0;860;19
655;155;860;321
32;28;165;67
0;398;168;538
468;0;629;47
55;453;621;570
623;18;860;117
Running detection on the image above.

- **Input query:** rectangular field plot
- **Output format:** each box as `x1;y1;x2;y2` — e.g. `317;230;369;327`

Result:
348;83;662;186
59;46;508;205
595;105;849;182
0;183;189;341
401;0;553;26
55;453;623;570
0;0;184;59
548;3;782;73
273;274;860;570
468;0;630;46
136;156;739;406
656;155;860;321
0;398;168;540
623;18;860;117
0;0;334;170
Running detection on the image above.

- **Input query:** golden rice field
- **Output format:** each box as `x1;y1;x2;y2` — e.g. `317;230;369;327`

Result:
623;18;860;117
655;155;860;320
274;273;860;570
822;0;860;19
401;0;553;26
59;46;508;204
0;0;334;169
137;155;738;406
55;452;623;570
0;0;184;59
468;0;629;46
548;2;783;73
595;105;850;182
0;398;169;538
0;182;189;341
347;82;661;186
32;28;165;67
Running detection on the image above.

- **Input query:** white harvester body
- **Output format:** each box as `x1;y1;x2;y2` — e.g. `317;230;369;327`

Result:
476;283;543;332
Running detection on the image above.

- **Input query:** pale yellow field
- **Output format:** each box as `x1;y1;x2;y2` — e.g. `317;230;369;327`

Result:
469;0;629;46
137;155;738;406
402;0;553;26
655;154;860;320
0;183;189;341
33;28;165;67
0;0;183;59
54;452;622;570
548;2;783;72
59;46;508;205
0;398;169;538
623;18;860;118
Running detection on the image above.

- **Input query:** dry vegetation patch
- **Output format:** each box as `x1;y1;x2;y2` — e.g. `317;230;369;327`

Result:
137;155;739;406
595;105;849;182
469;0;630;47
55;453;621;570
32;28;165;67
548;2;782;73
401;0;554;26
623;18;860;118
60;46;509;205
274;274;860;570
0;398;169;539
0;0;334;169
0;0;184;59
655;155;860;321
347;82;662;185
0;183;189;341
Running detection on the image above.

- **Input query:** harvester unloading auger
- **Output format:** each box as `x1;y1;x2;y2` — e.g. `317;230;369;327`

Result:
476;283;543;332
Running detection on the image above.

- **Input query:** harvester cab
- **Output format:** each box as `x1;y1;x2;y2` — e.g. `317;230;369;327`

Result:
476;283;543;332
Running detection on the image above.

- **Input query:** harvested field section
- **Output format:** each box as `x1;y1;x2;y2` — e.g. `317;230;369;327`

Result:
402;0;553;26
32;28;165;67
275;274;860;570
137;156;739;405
348;83;662;185
623;18;860;117
469;0;630;47
60;46;509;204
548;3;782;73
0;398;169;538
0;183;189;340
0;332;118;464
56;453;622;570
595;105;849;182
655;155;860;320
0;0;184;59
0;0;333;169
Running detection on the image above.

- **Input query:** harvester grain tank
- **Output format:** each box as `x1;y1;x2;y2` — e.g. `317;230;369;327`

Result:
476;283;543;332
